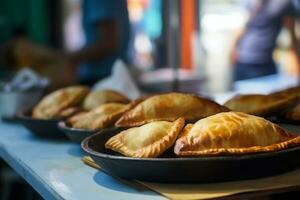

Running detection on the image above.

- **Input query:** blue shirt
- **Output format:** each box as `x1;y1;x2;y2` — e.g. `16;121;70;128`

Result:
79;0;130;82
237;0;297;64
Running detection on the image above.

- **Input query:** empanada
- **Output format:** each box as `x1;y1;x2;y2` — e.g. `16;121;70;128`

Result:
223;94;298;117
115;93;228;127
55;107;83;120
67;111;88;125
270;87;300;121
106;118;185;158
283;104;300;121
32;86;89;119
71;103;129;131
271;86;300;97
174;112;300;156
83;90;130;110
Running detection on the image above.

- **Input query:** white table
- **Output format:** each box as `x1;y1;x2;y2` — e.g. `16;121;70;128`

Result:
0;121;165;200
1;74;299;200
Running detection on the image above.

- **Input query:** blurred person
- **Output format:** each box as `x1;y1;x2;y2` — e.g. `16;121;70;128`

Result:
67;0;131;86
230;0;300;81
0;28;77;90
1;0;131;88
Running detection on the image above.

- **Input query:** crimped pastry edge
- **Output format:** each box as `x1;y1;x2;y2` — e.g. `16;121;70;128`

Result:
105;117;185;158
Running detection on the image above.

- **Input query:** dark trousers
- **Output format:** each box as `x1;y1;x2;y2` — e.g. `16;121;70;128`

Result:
233;61;277;81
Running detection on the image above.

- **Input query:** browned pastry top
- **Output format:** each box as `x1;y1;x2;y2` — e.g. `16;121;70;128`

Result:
70;103;130;131
116;92;229;127
32;86;89;119
174;112;300;156
83;90;130;110
223;94;298;117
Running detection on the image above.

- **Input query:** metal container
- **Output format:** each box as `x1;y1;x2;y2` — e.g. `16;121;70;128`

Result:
0;89;44;120
0;69;49;121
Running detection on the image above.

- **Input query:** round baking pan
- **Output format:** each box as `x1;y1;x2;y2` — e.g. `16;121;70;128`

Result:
17;109;66;139
82;129;300;183
57;121;97;143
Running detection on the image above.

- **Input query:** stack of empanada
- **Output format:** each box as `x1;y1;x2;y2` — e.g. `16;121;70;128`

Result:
105;92;232;158
106;111;300;158
59;89;131;130
32;86;132;130
116;92;229;127
69;103;130;131
32;86;90;119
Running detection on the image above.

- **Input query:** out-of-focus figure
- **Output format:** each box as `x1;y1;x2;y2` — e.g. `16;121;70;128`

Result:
1;29;75;90
1;0;131;88
230;0;300;81
67;0;131;86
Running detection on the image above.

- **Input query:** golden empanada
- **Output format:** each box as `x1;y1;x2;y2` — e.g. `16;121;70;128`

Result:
174;112;300;156
223;94;298;117
270;87;300;121
271;86;300;97
32;86;89;119
115;93;228;127
71;103;129;130
283;104;300;121
55;107;83;120
106;118;185;158
67;111;88;125
83;89;130;110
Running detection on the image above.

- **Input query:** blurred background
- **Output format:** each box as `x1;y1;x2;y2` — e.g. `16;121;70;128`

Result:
0;0;299;199
1;0;299;93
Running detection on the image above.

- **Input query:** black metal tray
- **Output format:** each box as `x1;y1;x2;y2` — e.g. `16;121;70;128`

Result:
17;109;66;139
82;129;300;183
58;121;97;143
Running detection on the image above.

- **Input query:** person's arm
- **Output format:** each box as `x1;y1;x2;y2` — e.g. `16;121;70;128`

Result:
68;19;120;65
284;16;300;75
229;27;246;66
229;9;250;66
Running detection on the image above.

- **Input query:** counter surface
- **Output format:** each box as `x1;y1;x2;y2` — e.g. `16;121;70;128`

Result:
0;122;165;200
